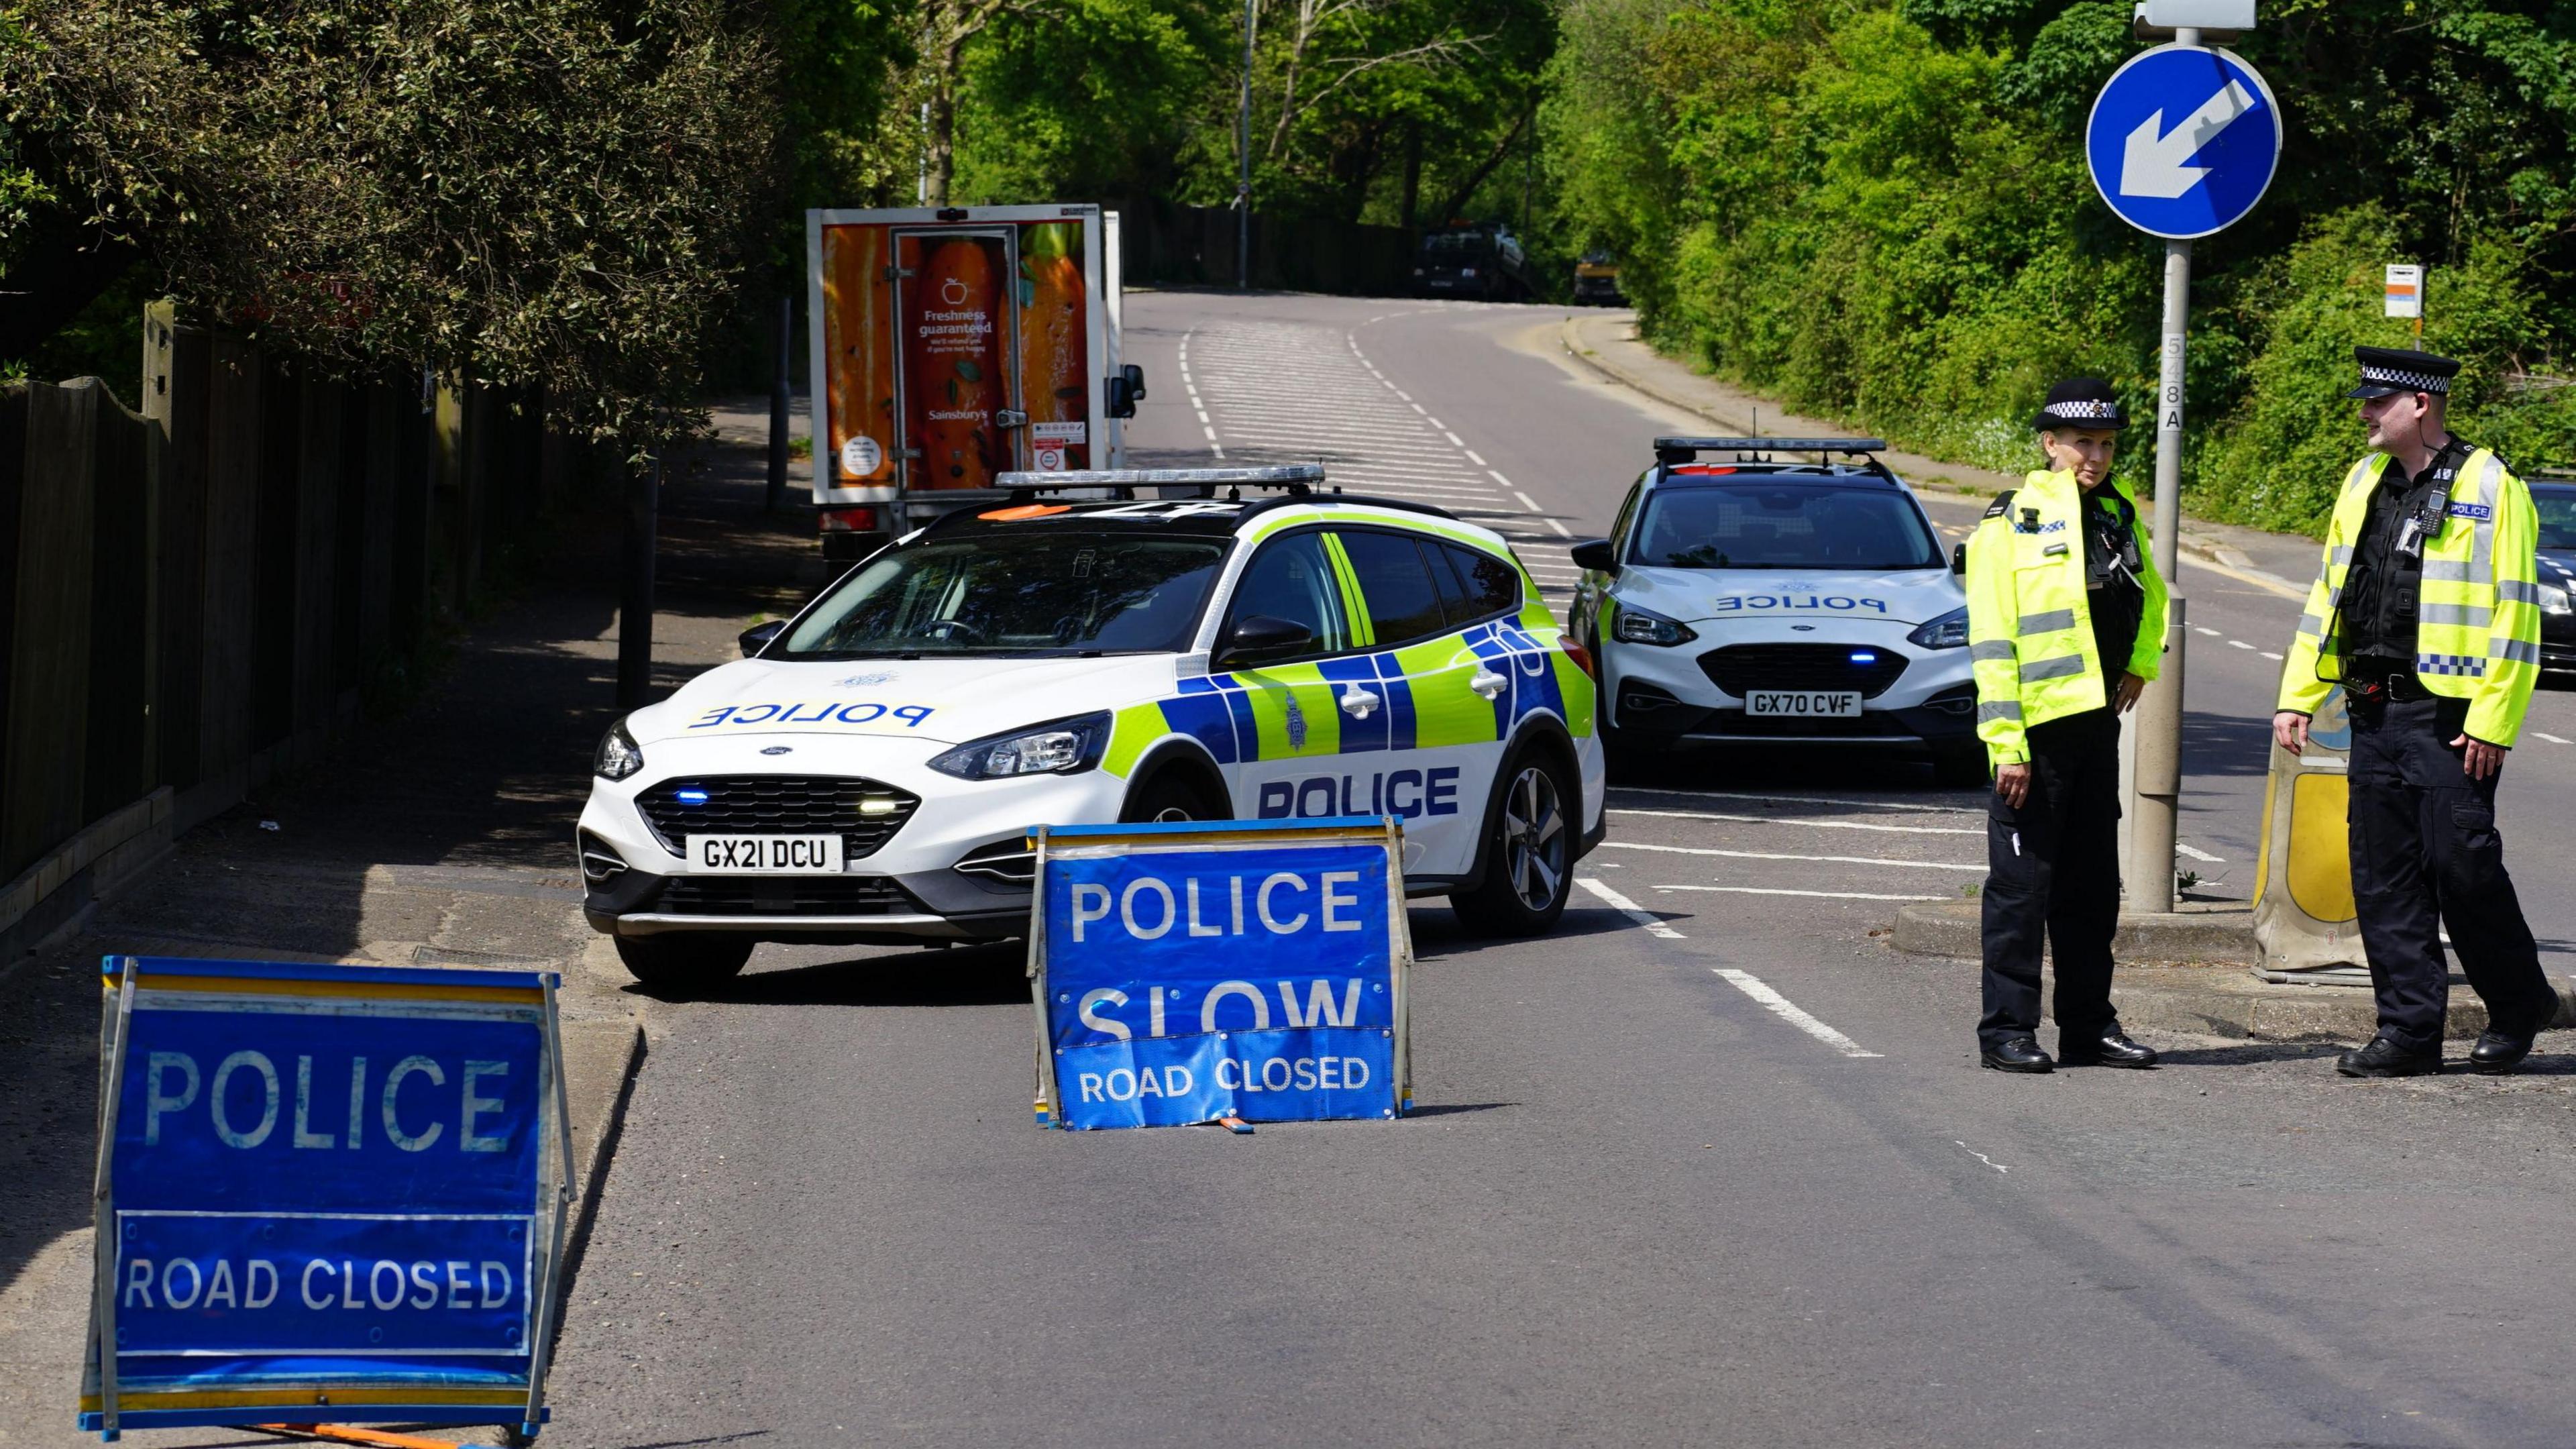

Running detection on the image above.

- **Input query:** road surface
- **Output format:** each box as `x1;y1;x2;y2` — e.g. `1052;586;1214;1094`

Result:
537;292;2576;1449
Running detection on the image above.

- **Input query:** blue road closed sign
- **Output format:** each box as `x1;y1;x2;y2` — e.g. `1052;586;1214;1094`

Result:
1030;818;1411;1129
81;957;573;1440
2086;44;2282;239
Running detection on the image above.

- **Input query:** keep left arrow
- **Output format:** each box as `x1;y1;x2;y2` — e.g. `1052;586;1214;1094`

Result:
2119;78;2257;199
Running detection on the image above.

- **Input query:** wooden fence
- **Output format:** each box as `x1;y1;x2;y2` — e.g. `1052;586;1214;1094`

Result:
0;305;565;955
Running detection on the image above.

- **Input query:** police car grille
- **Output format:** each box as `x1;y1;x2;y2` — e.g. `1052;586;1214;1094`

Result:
635;776;921;859
653;875;922;916
1697;644;1909;699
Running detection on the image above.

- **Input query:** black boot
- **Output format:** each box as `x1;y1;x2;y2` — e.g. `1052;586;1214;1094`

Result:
2469;1028;2537;1075
2060;1026;2157;1069
2337;1036;2442;1078
1981;1035;2054;1073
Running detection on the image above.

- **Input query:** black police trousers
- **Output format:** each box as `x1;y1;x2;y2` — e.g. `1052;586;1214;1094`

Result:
1979;708;2123;1050
2347;694;2557;1050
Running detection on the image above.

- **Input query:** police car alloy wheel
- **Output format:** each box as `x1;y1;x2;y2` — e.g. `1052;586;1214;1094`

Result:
1451;742;1576;936
1572;438;1980;783
573;468;1607;983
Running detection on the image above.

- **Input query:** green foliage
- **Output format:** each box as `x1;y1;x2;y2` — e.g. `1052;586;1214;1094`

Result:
5;0;782;446
1552;0;2576;533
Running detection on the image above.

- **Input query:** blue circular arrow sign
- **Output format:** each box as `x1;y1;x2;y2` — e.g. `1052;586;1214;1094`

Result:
2086;44;2282;240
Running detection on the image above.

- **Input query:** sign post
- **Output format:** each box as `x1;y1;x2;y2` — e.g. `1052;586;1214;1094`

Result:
1028;818;1411;1130
2385;263;2425;343
81;957;573;1441
2086;30;2281;910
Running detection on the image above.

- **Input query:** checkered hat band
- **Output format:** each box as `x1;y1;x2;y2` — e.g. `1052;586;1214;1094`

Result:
2043;400;2120;420
2361;365;2450;393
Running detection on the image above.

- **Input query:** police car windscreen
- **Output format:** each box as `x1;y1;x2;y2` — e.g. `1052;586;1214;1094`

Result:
779;535;1226;657
1635;484;1942;570
2532;485;2576;550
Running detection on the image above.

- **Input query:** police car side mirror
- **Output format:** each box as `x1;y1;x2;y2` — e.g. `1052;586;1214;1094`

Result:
1218;614;1311;667
739;619;786;657
1951;543;1968;576
1569;537;1619;574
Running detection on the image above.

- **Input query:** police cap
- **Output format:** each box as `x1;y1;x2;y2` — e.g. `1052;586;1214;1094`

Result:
2349;345;2460;399
2031;378;2126;432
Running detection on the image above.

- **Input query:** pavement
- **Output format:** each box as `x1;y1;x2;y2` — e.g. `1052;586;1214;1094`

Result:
0;408;808;1447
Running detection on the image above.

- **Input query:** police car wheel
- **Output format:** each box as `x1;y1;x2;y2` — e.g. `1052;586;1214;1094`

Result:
612;932;754;994
1451;748;1574;937
1119;772;1222;825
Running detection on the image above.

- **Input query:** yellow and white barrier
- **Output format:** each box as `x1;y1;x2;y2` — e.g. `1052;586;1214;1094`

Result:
2252;686;2364;973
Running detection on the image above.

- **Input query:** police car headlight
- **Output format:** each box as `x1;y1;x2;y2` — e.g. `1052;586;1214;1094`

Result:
2539;583;2571;616
929;711;1113;780
1907;607;1970;649
593;718;645;782
1612;605;1698;647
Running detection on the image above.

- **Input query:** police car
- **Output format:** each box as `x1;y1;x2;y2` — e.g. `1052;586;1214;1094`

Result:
1566;438;1983;784
578;466;1606;989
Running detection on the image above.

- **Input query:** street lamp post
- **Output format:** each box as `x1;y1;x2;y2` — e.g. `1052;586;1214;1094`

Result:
1237;0;1254;290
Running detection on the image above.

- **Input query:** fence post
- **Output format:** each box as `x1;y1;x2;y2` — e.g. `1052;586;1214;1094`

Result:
7;382;99;874
616;455;658;709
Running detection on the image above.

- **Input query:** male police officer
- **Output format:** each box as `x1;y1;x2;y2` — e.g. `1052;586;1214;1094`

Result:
1964;379;2168;1072
2273;346;2561;1077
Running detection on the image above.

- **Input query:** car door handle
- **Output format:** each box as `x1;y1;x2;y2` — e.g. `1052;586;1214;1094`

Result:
1339;684;1381;719
1469;668;1507;700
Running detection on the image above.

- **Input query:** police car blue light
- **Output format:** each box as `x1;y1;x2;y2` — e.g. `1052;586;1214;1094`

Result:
1567;437;1985;787
674;788;710;805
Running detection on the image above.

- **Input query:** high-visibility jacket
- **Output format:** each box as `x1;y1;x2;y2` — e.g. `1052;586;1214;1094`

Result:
1965;468;2169;767
2277;446;2540;745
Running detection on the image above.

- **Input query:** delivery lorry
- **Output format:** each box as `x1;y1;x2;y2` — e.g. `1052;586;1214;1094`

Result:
805;204;1144;557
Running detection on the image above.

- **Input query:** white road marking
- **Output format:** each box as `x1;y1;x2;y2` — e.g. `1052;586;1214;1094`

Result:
2196;627;2221;637
1513;490;1541;512
1464;449;1487;466
2536;732;2571;745
2261;652;2284;661
1444;431;1466;447
1612;807;1978;837
1546;517;1572;538
1610;786;1981;816
1714;969;1882;1059
1576;877;1684;939
2174;842;2224;863
2228;639;2255;650
1658;885;1941;902
1955;1142;2008;1174
1599;841;1984;871
1425;417;1445;429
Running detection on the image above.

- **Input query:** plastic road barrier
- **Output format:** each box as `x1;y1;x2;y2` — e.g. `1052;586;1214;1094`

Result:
2253;687;2365;973
1028;817;1412;1129
80;958;573;1441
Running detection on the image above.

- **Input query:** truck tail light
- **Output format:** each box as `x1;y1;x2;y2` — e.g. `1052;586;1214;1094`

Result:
818;506;878;533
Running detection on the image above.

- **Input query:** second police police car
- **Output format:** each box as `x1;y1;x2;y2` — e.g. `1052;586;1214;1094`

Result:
578;467;1605;989
1567;438;1984;785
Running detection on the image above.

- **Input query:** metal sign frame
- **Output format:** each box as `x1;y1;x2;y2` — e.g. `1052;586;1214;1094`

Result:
1027;817;1413;1129
80;957;574;1440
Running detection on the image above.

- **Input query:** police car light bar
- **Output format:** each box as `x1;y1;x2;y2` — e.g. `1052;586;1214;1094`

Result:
1653;437;1888;461
992;464;1327;491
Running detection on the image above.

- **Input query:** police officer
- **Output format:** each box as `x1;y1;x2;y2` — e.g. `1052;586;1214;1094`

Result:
1964;380;2168;1073
2273;347;2562;1077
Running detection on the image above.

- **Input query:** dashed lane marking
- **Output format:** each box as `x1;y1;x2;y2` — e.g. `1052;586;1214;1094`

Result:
1658;885;1942;902
1612;807;1980;837
1713;969;1882;1059
2196;627;2221;637
2174;842;2224;863
2228;639;2255;650
1512;490;1541;511
2261;651;2284;660
2536;732;2571;745
1598;841;1984;871
1576;876;1685;939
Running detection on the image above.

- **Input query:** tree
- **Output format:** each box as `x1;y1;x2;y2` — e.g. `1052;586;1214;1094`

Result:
3;0;783;444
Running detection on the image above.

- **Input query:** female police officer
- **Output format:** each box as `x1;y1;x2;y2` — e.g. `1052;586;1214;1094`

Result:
1962;379;2167;1073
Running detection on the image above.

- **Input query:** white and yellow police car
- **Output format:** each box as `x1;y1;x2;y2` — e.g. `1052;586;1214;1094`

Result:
578;466;1605;989
1567;438;1983;785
